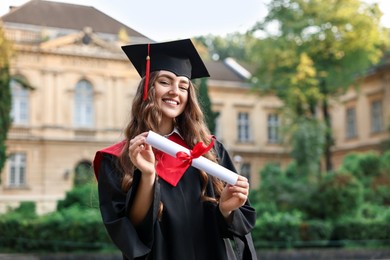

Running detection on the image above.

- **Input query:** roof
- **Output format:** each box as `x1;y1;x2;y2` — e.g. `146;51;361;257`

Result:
1;0;148;38
205;60;250;82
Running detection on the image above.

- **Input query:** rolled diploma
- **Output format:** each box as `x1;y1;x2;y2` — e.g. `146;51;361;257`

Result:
145;130;238;185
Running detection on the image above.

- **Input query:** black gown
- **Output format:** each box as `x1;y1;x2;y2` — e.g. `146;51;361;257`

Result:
95;139;257;260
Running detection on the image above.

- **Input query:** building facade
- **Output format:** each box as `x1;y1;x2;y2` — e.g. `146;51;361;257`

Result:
1;0;389;214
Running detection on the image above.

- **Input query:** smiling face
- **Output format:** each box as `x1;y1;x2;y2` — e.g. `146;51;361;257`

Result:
154;70;190;134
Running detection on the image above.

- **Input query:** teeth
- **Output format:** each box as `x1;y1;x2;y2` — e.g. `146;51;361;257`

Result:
164;100;178;105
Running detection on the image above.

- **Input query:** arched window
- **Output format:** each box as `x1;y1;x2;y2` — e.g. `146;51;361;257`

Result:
74;160;94;187
10;79;29;125
74;80;94;127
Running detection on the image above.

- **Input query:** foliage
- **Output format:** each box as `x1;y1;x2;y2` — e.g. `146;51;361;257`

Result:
249;0;389;171
74;161;94;187
0;206;112;252
57;182;99;211
289;118;325;176
257;162;317;216
253;211;302;248
309;172;363;220
195;78;219;134
195;33;256;61
299;220;332;244
1;201;37;221
332;217;390;242
0;182;113;253
0;24;13;181
339;152;382;181
252;0;388;92
338;151;390;205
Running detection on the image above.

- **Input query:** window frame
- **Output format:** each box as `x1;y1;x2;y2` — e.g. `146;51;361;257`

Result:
8;152;27;187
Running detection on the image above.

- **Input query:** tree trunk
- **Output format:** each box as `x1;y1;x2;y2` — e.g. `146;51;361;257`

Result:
322;96;333;172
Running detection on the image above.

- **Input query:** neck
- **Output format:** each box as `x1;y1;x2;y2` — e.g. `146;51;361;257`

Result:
158;121;174;136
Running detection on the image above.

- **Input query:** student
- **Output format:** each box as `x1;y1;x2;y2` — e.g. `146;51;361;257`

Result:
93;39;257;260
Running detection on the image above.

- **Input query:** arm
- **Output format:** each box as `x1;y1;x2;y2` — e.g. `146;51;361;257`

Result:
97;154;152;258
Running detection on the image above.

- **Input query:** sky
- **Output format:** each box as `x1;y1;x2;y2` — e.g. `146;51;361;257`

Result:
1;0;390;42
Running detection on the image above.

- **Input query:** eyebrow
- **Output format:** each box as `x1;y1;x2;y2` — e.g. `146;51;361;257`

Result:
158;73;189;84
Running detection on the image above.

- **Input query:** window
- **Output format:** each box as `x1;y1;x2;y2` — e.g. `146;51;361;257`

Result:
10;79;29;124
237;112;251;142
267;114;280;143
346;107;357;139
241;163;251;183
371;100;382;133
8;153;27;187
74;80;94;127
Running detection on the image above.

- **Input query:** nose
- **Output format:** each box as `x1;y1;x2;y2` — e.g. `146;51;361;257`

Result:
168;83;180;94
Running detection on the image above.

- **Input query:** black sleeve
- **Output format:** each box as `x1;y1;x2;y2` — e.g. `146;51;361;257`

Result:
97;153;160;259
213;140;256;233
214;141;258;259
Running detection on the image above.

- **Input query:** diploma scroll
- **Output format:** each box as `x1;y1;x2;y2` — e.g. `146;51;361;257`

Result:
145;130;239;185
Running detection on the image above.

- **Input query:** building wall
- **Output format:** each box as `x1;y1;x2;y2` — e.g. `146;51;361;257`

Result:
331;68;390;167
1;30;140;214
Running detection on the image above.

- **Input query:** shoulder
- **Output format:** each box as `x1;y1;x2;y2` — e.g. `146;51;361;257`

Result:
93;140;126;180
99;140;127;157
213;138;227;157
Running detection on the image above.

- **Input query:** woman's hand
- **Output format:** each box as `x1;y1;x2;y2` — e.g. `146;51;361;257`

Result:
128;132;156;178
219;175;249;219
128;132;156;225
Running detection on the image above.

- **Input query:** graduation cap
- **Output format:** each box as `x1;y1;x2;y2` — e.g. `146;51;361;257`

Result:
121;39;210;100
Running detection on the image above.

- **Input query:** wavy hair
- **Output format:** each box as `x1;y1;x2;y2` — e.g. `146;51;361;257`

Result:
118;71;224;204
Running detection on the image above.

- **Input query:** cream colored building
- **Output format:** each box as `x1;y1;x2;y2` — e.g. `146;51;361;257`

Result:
1;0;389;214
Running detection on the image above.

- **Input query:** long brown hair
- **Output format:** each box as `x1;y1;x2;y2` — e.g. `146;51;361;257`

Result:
118;71;224;203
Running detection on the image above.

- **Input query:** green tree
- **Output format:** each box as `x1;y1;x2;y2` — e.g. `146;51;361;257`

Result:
249;0;389;171
196;33;256;61
196;78;219;134
0;23;13;181
0;24;33;183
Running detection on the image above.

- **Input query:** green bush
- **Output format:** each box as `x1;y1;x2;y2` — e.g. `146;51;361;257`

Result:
340;152;382;182
1;201;37;221
357;203;390;221
332;218;390;242
57;183;99;211
0;206;112;252
308;172;363;220
253;211;302;248
380;151;390;175
299;220;332;244
258;162;317;214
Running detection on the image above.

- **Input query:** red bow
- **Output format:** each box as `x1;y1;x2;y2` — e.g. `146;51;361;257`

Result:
155;134;215;186
176;138;215;166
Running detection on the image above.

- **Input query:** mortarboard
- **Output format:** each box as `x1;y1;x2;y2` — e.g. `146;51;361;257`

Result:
121;39;210;100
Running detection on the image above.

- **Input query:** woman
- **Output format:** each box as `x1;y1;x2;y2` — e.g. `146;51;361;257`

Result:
93;39;257;260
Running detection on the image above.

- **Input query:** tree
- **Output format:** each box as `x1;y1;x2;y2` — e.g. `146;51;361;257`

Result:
0;23;13;181
196;78;219;134
195;33;256;61
249;0;389;171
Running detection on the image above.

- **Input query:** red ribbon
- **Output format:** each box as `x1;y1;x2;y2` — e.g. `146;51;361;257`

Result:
176;137;215;166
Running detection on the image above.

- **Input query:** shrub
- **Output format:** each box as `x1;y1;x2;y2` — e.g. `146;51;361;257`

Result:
57;183;99;211
253;211;302;248
308;172;363;220
299;220;332;245
340;152;382;182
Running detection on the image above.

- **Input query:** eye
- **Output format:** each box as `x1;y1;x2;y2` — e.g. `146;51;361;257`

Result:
179;84;189;91
157;77;171;86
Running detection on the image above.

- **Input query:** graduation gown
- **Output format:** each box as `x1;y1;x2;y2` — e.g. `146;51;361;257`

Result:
95;139;257;260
